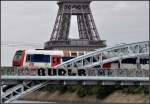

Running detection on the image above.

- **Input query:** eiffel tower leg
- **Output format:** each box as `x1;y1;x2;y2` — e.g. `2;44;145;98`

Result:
87;11;101;40
51;5;71;41
77;14;91;40
50;8;65;40
58;14;71;40
77;15;88;39
80;13;101;41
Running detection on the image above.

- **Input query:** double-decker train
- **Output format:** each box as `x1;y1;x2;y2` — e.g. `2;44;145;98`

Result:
12;50;87;68
13;49;149;70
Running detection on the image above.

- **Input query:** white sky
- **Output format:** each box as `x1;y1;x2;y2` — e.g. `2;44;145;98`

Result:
1;1;149;66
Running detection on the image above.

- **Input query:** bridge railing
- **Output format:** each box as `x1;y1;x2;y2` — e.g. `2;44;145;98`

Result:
1;67;149;78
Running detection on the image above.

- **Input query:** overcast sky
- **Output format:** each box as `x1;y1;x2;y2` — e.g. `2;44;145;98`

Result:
1;1;149;66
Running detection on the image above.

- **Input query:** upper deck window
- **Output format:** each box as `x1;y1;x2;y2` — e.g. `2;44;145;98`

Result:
71;52;77;57
26;54;50;63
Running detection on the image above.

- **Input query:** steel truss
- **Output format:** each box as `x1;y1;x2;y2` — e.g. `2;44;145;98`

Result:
1;81;48;103
56;41;149;69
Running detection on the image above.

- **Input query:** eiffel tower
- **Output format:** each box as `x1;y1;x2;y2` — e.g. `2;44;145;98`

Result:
44;0;106;51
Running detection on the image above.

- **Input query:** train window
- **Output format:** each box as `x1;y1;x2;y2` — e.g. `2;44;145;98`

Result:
78;52;84;56
140;59;149;64
71;52;77;57
14;54;21;60
62;57;74;62
16;50;22;55
26;54;31;62
122;58;136;64
64;51;70;57
26;54;50;63
13;51;22;60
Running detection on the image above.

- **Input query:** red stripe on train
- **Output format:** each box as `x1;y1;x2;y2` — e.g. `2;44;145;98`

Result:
20;50;25;67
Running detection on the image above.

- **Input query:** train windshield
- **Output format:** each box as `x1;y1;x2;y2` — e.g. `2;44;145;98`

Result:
13;51;22;61
26;54;50;63
13;50;24;66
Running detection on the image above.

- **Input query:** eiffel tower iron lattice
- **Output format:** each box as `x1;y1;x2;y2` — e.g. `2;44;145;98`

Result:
44;0;106;51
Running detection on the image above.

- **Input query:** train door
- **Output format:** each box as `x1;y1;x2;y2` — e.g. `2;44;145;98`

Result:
51;55;61;67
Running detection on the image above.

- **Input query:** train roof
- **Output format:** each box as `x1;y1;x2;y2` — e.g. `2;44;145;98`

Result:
25;50;64;56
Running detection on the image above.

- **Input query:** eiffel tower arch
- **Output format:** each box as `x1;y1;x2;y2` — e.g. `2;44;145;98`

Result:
44;0;106;51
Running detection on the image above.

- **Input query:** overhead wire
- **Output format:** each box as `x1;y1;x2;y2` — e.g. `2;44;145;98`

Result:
1;41;43;48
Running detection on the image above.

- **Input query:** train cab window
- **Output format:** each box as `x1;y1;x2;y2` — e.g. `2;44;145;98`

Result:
13;51;22;60
14;54;21;60
13;50;25;66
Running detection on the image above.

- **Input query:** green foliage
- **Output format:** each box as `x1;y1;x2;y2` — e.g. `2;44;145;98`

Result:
58;85;68;94
67;86;77;93
121;86;149;94
73;85;116;99
76;85;86;97
41;85;149;99
95;86;116;99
